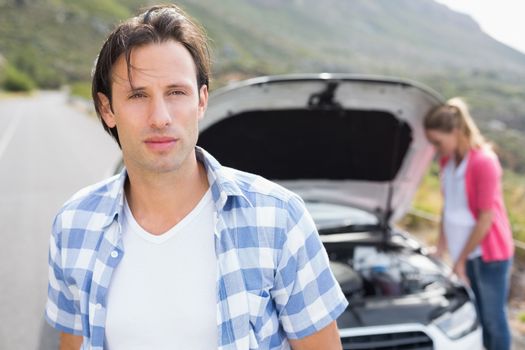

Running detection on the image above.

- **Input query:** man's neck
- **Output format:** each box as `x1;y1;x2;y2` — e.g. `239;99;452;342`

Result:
124;157;210;235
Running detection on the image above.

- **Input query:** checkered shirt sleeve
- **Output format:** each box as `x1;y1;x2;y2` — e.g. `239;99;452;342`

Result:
272;194;348;339
45;214;84;335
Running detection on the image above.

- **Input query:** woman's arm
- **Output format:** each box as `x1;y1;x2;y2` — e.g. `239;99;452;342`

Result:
452;210;493;281
454;151;500;282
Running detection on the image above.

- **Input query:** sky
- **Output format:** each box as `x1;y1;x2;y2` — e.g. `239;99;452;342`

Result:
434;0;525;54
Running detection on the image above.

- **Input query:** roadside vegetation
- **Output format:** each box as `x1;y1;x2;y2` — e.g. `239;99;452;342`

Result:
69;81;92;100
0;62;35;92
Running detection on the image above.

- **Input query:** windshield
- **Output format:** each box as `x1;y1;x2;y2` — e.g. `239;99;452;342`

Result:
304;201;379;231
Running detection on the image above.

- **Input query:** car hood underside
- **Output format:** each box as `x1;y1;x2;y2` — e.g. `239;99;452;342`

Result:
199;74;442;222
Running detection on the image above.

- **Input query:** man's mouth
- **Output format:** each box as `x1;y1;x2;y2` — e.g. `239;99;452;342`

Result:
144;136;178;151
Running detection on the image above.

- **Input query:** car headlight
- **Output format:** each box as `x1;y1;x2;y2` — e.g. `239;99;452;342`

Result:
433;301;478;339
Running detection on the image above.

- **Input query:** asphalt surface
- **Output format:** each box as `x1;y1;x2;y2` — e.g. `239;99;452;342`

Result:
0;91;120;350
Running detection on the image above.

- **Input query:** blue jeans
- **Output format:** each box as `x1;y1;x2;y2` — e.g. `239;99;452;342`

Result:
466;257;512;350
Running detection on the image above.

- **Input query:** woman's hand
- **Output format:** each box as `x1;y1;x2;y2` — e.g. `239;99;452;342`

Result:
452;259;469;285
430;245;445;259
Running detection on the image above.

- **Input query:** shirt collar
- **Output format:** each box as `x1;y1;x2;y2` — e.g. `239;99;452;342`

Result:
196;146;252;212
105;147;252;228
102;167;127;230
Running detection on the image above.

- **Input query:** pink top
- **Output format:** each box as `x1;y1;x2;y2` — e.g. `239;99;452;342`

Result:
440;148;514;262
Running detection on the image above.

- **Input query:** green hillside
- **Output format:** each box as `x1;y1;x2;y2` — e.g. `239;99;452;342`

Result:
2;0;525;82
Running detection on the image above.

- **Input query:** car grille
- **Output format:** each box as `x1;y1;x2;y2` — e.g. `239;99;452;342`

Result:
341;331;434;350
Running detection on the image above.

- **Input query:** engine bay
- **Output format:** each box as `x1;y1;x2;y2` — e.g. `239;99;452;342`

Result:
328;244;451;300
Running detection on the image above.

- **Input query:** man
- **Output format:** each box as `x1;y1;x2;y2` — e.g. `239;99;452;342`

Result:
45;4;348;350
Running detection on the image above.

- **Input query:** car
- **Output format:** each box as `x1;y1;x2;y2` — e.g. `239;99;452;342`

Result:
198;73;483;349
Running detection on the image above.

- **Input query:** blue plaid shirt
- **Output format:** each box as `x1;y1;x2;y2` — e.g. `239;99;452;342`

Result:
46;147;348;350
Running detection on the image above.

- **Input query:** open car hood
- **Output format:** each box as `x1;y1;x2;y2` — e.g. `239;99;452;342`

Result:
198;74;442;224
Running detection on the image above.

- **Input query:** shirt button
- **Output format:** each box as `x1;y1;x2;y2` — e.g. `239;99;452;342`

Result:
95;303;102;310
110;250;119;258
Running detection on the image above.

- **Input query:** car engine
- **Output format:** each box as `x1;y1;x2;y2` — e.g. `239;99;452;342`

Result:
329;245;449;299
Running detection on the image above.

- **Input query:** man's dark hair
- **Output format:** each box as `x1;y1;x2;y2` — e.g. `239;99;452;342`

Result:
91;4;211;146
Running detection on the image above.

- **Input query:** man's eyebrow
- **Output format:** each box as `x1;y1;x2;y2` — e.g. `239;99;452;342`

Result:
166;83;193;89
125;83;193;92
127;86;146;92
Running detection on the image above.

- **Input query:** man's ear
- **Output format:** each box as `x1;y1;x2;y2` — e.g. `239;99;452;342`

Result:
97;92;116;128
197;85;208;121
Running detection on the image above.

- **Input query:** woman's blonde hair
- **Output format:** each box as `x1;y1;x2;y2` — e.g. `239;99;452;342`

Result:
424;97;487;149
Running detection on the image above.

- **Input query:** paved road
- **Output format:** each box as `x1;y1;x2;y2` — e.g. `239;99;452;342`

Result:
0;91;120;350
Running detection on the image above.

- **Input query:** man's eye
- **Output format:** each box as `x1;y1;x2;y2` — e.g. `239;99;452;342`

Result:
129;93;146;99
170;90;186;96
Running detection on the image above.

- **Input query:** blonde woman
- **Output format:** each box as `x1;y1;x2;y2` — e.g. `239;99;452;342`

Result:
424;98;514;350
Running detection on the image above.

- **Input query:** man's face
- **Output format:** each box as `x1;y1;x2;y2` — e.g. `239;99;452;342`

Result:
98;40;208;175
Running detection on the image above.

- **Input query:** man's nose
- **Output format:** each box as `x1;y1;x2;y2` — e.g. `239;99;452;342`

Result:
148;96;172;128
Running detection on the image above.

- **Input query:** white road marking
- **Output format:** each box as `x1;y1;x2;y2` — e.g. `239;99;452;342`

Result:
0;117;20;161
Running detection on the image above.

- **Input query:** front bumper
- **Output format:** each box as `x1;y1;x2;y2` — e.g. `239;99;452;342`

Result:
338;322;482;350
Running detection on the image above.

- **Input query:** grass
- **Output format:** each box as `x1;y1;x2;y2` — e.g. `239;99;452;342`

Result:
503;170;525;242
0;89;34;99
411;163;442;214
1;63;36;92
69;81;92;100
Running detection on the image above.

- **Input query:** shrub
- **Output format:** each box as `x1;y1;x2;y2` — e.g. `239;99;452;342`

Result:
70;81;92;100
1;63;35;92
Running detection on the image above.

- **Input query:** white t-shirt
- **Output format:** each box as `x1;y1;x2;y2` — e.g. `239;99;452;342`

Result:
443;155;482;263
104;189;218;350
